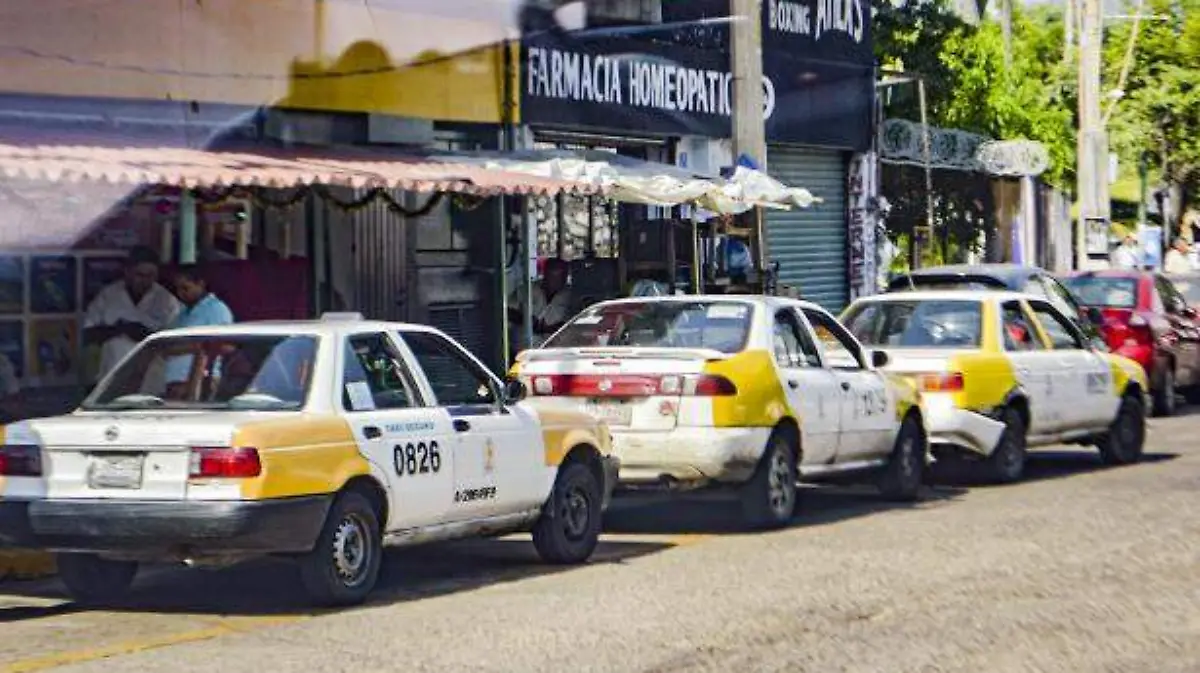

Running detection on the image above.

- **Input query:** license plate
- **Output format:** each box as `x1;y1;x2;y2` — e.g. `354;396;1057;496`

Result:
583;401;633;426
87;453;145;490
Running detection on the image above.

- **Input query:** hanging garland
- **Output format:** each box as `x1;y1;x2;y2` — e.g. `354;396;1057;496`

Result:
187;184;490;216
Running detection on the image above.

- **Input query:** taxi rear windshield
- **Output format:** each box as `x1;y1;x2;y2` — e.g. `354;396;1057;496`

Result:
543;301;753;353
84;334;320;411
1061;276;1137;308
844;300;983;348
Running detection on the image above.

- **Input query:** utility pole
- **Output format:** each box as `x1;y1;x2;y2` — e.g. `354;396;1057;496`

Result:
1075;0;1108;270
730;0;769;270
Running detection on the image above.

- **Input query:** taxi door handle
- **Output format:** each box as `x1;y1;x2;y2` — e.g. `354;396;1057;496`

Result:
788;379;799;389
362;426;382;440
840;381;851;391
453;419;471;433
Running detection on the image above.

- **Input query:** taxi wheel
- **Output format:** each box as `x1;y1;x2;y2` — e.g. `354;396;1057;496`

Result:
533;461;603;564
299;490;382;607
56;553;138;605
1152;368;1176;417
878;415;926;502
740;431;798;530
1097;393;1146;466
983;406;1027;485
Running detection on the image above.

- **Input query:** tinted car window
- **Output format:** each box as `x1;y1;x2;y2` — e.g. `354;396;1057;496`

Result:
1062;276;1138;308
545;301;753;354
844;300;983;348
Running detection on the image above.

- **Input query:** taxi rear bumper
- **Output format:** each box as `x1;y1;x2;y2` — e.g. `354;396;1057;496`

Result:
922;393;1005;456
610;426;772;488
0;496;331;557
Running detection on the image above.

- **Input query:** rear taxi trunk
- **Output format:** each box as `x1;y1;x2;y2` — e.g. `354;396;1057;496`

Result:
515;347;735;432
6;413;246;501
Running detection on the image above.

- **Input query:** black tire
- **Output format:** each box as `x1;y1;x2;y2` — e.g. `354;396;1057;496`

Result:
298;490;382;607
878;415;926;502
739;430;799;529
983;406;1027;484
1152;367;1176;417
533;461;603;564
1097;392;1146;466
56;553;137;605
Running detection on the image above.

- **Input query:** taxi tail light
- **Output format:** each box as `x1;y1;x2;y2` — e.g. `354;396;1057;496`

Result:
527;374;664;397
682;374;738;396
189;447;261;479
0;445;42;477
916;372;965;392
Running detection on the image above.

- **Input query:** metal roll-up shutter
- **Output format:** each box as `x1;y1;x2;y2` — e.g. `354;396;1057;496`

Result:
765;147;849;312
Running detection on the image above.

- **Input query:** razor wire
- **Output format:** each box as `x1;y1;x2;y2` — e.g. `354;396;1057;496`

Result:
879;119;1049;177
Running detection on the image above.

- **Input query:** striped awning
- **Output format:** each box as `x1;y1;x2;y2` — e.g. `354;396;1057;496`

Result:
0;129;600;197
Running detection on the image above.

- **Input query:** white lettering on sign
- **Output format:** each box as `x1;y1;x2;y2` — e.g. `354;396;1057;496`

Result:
768;0;865;44
767;0;812;35
525;47;759;119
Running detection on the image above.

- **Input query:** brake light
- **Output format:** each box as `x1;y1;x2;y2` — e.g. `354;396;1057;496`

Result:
0;445;42;477
189;447;261;478
524;373;736;397
915;372;965;392
685;374;738;396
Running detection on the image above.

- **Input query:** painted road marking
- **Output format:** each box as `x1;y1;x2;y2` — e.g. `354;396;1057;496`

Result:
1;534;713;672
2;616;305;673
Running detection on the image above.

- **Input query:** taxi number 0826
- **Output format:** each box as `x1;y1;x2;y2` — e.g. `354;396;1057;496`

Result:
393;441;442;477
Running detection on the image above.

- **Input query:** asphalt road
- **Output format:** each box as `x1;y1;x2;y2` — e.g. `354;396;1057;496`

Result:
2;411;1199;673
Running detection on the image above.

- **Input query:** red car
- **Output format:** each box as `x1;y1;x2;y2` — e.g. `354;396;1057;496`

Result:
1064;270;1200;416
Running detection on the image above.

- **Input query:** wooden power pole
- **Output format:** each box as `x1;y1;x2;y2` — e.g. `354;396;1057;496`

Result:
1076;0;1109;269
730;0;769;268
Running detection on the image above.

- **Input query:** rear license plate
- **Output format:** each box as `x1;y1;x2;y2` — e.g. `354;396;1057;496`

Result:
87;453;145;490
583;400;633;426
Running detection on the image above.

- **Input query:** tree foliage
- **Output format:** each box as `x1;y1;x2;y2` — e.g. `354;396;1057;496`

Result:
1105;0;1200;208
873;0;1076;187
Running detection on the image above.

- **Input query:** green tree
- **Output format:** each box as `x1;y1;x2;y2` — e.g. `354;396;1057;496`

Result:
1105;0;1200;219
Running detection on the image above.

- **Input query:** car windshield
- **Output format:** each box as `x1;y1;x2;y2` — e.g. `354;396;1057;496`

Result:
843;300;983;348
83;334;320;411
1061;276;1137;308
543;301;753;354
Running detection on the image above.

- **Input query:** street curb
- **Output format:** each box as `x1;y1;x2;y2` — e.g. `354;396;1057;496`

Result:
0;549;57;582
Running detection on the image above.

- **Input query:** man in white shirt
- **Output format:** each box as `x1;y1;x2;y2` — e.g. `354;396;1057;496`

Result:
83;246;181;384
1110;234;1142;269
507;257;574;353
1163;237;1194;273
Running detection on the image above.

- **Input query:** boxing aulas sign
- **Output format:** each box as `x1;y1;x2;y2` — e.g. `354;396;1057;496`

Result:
520;0;874;149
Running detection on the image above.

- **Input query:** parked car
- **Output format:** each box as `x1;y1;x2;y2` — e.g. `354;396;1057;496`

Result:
509;295;929;530
0;314;618;606
1062;270;1200;416
887;264;1107;350
840;290;1148;484
1164;271;1200;306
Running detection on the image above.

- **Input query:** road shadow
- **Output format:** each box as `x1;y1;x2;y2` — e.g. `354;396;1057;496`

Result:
928;449;1179;488
603;482;968;536
0;535;670;620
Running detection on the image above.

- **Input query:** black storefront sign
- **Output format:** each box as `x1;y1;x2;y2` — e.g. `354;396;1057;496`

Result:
520;0;874;150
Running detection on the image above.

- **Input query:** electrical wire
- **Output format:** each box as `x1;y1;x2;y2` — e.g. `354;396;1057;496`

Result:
1104;0;1144;125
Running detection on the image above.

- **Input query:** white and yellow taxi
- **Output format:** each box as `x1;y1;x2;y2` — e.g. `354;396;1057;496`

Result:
0;314;617;606
510;295;928;529
840;290;1149;483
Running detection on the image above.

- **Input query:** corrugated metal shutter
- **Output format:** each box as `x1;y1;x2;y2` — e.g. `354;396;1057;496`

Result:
765;147;849;312
426;303;490;372
350;189;408;321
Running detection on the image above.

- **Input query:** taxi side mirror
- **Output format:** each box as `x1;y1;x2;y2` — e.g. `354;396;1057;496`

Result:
503;379;527;404
1086;306;1104;326
871;350;890;368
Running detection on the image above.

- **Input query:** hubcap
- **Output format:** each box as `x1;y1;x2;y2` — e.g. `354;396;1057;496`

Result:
767;445;794;517
898;435;918;482
332;513;371;587
560;485;591;541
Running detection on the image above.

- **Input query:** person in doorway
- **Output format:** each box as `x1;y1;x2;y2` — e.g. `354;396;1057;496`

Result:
1164;236;1194;273
83;246;181;384
508;257;574;352
1109;233;1141;269
163;264;235;399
